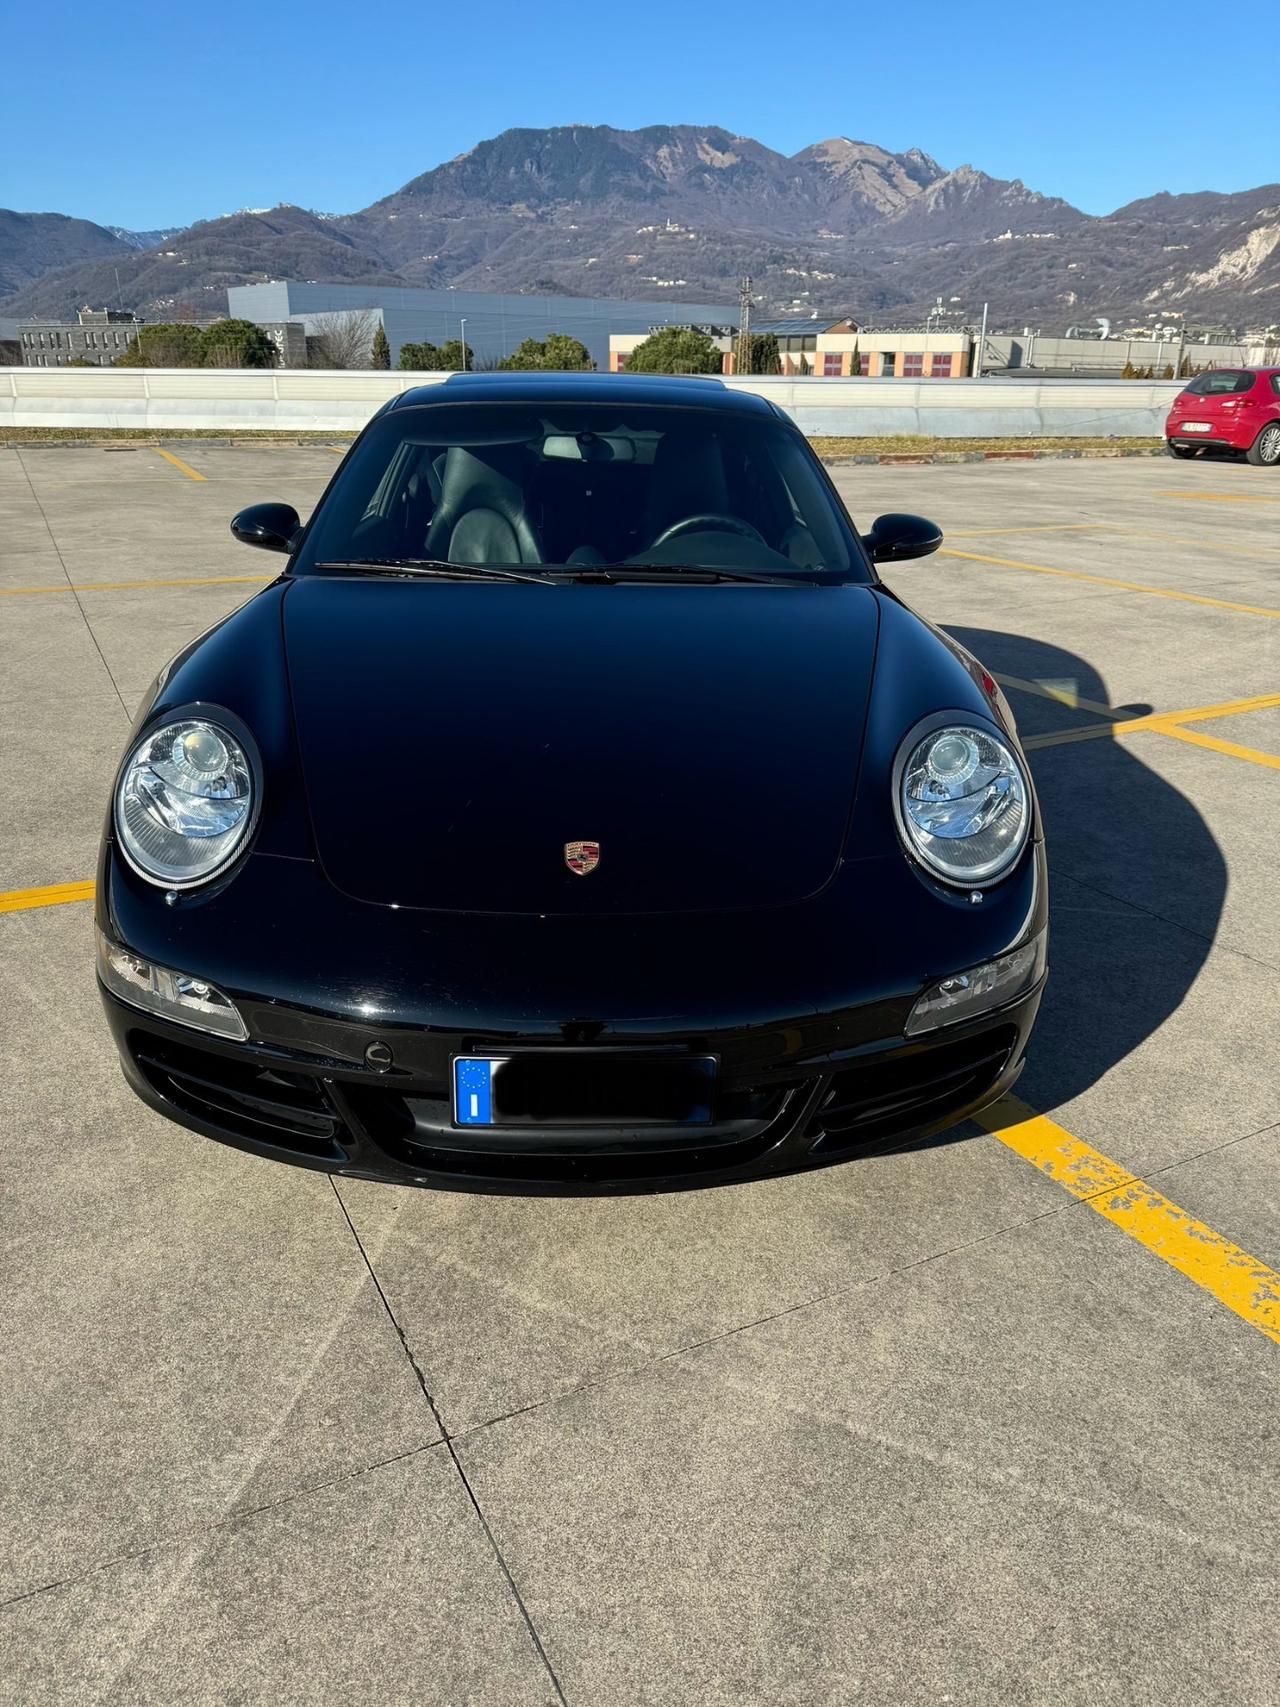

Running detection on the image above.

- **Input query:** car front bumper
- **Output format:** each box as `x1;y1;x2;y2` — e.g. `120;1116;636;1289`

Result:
97;837;1047;1194
100;977;1042;1194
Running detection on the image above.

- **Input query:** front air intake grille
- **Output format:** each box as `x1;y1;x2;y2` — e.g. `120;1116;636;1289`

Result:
131;1035;348;1159
339;1076;803;1184
810;1026;1016;1150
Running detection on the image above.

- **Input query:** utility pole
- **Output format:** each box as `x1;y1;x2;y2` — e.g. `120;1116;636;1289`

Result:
736;276;752;376
459;318;468;371
974;301;988;379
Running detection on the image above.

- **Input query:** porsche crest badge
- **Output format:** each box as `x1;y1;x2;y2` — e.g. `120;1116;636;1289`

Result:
564;840;600;876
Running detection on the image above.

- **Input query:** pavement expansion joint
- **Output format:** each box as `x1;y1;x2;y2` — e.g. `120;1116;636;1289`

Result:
328;1180;569;1705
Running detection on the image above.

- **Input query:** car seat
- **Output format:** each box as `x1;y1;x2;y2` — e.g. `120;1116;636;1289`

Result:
423;445;546;564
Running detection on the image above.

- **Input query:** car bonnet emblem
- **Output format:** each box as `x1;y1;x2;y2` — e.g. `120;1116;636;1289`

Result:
564;840;600;876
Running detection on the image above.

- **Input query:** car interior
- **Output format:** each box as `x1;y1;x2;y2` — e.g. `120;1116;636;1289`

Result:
304;407;854;575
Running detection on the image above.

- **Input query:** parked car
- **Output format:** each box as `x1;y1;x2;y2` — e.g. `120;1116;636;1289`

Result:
97;373;1046;1193
1165;367;1280;464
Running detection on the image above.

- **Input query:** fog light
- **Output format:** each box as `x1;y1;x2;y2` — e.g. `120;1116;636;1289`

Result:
96;927;248;1041
905;931;1046;1036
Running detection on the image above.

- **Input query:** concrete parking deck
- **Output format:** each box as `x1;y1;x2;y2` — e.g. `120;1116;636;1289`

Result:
1;445;1277;1705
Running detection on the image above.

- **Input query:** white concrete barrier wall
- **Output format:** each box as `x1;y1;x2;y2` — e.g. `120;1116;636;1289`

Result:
0;367;1184;438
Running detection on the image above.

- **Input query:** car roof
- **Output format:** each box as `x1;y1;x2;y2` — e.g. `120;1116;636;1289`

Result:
390;371;780;418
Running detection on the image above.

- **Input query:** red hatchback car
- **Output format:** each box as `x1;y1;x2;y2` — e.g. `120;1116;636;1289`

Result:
1165;367;1280;465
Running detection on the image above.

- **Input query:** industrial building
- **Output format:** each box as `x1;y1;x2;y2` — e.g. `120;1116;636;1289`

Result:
227;282;740;370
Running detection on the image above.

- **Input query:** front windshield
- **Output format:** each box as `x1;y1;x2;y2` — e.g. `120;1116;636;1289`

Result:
295;400;865;579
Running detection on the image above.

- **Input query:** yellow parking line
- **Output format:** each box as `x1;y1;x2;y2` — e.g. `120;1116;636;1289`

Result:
0;880;96;914
1025;692;1280;762
1154;690;1280;726
1091;525;1280;562
978;1096;1280;1345
994;673;1121;720
948;524;1105;538
940;547;1280;620
955;522;1277;563
1155;724;1280;771
153;448;206;482
1159;491;1278;505
1023;722;1118;751
0;574;274;597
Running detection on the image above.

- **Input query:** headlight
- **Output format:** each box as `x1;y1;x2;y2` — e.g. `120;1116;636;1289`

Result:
895;720;1030;887
115;717;256;888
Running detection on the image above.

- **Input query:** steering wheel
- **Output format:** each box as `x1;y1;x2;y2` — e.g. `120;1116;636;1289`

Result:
650;512;765;550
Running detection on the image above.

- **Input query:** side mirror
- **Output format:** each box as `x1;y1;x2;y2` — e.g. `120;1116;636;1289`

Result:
863;512;943;563
230;502;302;555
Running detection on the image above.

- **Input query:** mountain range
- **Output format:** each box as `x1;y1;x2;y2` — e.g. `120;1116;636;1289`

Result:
3;125;1278;333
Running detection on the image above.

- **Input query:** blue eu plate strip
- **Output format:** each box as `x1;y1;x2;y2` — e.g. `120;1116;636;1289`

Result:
454;1057;499;1125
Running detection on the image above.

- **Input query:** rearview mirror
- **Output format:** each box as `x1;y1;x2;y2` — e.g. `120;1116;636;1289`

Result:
863;513;943;563
230;502;302;555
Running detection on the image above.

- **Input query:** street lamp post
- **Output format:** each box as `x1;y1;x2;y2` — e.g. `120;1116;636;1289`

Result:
459;318;468;371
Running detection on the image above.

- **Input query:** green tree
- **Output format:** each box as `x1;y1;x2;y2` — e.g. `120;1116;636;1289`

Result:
850;341;861;376
438;339;474;371
541;333;593;370
498;333;593;371
370;323;390;370
734;332;780;375
1160;362;1175;379
398;341;443;370
498;337;551;370
115;323;204;367
198;319;275;369
625;325;723;375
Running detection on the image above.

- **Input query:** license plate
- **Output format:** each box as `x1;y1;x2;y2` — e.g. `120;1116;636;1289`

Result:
452;1053;717;1128
1181;422;1211;433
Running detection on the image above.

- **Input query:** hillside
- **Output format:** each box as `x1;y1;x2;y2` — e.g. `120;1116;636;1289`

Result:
0;210;135;297
3;126;1278;332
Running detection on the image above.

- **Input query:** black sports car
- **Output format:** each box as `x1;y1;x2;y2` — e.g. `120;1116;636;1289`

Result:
98;373;1046;1192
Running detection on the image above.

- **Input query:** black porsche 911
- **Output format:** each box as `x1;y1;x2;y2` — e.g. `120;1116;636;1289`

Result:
97;373;1046;1192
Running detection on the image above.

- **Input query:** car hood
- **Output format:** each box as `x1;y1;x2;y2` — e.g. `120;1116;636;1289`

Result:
282;576;880;914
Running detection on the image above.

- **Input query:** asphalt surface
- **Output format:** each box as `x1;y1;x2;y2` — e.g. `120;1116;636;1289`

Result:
1;443;1277;1705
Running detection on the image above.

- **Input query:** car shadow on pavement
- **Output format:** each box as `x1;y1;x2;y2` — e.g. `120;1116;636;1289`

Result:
943;625;1227;1128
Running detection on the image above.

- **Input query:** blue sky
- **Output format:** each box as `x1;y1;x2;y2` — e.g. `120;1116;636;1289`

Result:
4;0;1266;229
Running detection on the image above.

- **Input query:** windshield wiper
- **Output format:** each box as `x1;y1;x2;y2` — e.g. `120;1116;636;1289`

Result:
313;557;554;587
562;563;824;586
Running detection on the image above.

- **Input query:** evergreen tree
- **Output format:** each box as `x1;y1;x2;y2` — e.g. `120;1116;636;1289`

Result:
198;319;275;369
739;333;780;375
438;339;475;371
370;324;391;370
498;337;549;370
540;332;593;370
626;325;723;374
115;323;204;367
398;341;443;370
